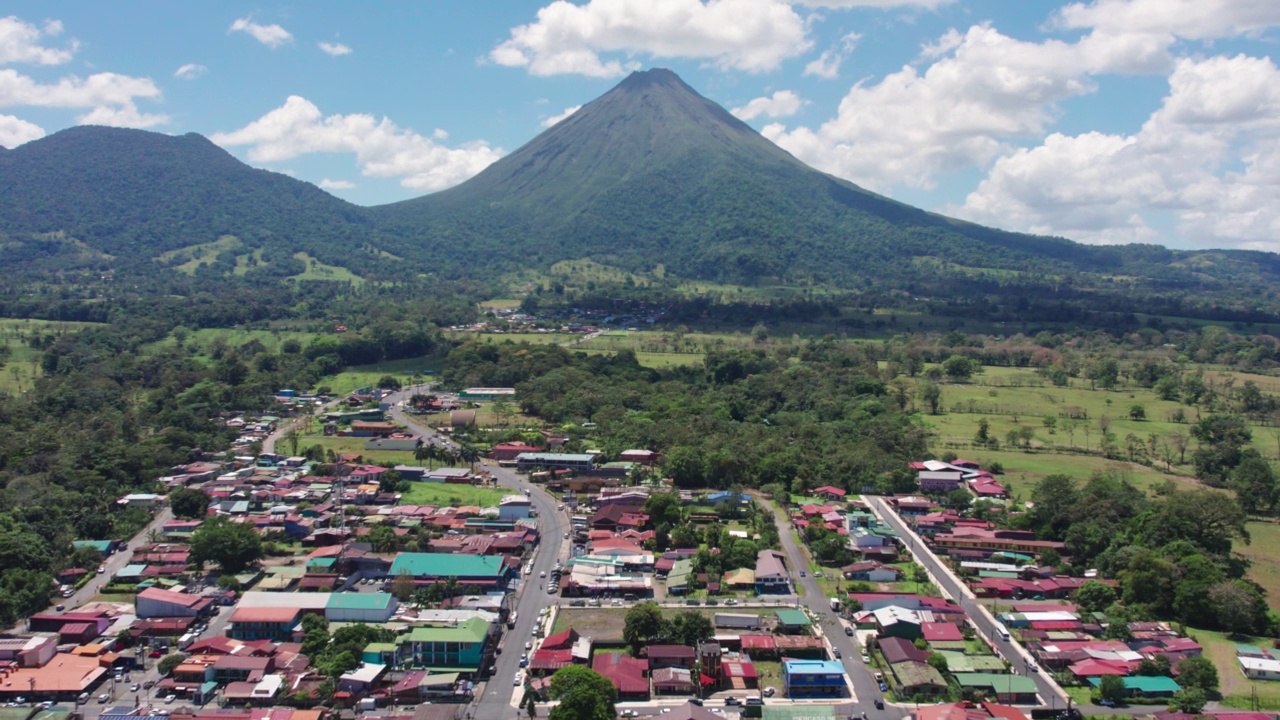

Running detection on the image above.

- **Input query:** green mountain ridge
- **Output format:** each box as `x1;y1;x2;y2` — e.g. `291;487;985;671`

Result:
0;70;1279;321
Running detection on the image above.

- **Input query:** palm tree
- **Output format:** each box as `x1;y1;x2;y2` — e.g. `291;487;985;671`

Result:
414;444;440;470
457;443;481;472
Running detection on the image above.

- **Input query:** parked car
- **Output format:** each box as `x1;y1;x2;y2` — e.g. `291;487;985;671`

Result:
525;642;532;650
844;626;855;636
97;566;106;574
834;649;842;659
621;711;639;718
874;699;884;710
144;680;155;689
130;683;140;691
570;599;586;607
799;571;806;577
724;599;738;606
164;695;176;704
513;673;522;686
55;604;65;612
724;697;741;706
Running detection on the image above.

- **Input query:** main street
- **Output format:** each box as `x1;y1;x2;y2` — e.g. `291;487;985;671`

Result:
760;497;907;720
863;496;1072;711
386;392;569;720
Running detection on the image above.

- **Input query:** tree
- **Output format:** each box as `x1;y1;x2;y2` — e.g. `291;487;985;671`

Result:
669;611;714;647
1134;655;1170;676
942;355;978;382
1170;688;1207;714
1230;456;1278;515
1129;404;1146;421
1177;656;1219;695
1169;429;1190;464
975;418;990;445
927;653;948;673
158;653;186;676
1209;580;1268;636
945;489;972;511
623;601;669;656
1191;415;1253;487
189;516;263;574
1029;474;1078;540
548;666;617;720
1097;674;1127;705
918;381;942;415
390;571;415;601
169;488;211;519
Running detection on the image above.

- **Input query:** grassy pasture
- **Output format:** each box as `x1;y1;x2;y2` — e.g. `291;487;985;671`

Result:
0;318;106;394
399;482;508;507
287;252;366;286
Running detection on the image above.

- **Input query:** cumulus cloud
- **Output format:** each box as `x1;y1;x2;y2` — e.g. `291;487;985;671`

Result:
804;32;860;80
174;63;207;80
731;90;806;121
1054;0;1280;40
541;105;582;128
956;54;1280;250
76;103;169;129
228;17;293;48
765;24;1105;190
318;42;352;57
319;178;356;190
795;0;952;6
491;0;811;77
0;68;162;109
0;15;78;65
211;95;504;192
0;112;43;146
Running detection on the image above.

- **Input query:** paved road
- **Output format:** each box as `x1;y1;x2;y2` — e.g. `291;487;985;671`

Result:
385;394;569;720
761;497;905;719
863;496;1074;711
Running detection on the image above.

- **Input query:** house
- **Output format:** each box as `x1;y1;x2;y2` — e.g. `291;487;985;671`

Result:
873;606;925;640
1087;675;1181;698
652;667;696;695
515;453;596;473
918;471;964;494
117;493;166;508
620;449;660;466
593;651;650;700
917;702;1029;720
890;660;948;697
228;607;302;641
490;442;541;462
591;504;650;531
424;468;471;483
813;485;848;501
879;636;930;665
954;674;1040;704
647;645;696;670
841;561;899;582
1239;656;1280;681
135;587;213;619
388;553;510;588
782;659;847;698
775;608;813;634
922;622;965;643
349;421;400;437
498;495;533;520
755;549;791;594
338;663;387;694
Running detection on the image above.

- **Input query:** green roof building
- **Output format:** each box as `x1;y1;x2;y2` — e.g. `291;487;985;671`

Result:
389;553;510;588
326;592;399;622
775;608;812;632
953;673;1039;704
396;617;496;675
1087;675;1181;697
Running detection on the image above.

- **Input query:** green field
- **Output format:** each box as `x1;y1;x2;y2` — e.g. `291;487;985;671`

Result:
287;252;366;286
1188;626;1280;709
399;481;508;507
0;318;106;394
1240;521;1280;601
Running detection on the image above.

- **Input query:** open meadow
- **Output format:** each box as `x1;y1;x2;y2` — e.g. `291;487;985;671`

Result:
0;318;106;394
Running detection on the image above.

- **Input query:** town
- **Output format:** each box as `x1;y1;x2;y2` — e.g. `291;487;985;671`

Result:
0;382;1248;720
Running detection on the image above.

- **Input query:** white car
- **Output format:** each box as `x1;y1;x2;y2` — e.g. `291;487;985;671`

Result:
525;641;533;650
621;711;639;718
513;673;523;686
540;571;546;578
164;695;176;704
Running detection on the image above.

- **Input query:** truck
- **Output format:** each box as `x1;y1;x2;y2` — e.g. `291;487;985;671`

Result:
994;622;1010;641
357;698;377;712
830;597;841;611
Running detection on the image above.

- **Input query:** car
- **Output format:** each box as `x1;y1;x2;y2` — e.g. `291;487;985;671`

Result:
724;697;741;706
519;658;528;668
621;711;639;718
762;687;776;697
153;710;170;716
588;598;601;607
833;649;842;659
570;599;586;607
131;683;140;691
799;570;806;577
685;599;701;606
844;626;855;636
548;586;558;594
563;532;570;539
610;598;622;606
148;650;162;658
1028;663;1039;672
55;604;65;612
710;710;723;714
62;588;74;598
879;683;888;692
513;674;523;687
539;571;546;578
1098;700;1115;708
144;680;155;689
874;699;884;710
860;652;869;662
724;599;738;606
98;694;109;703
97;565;106;574
557;504;565;510
525;642;533;650
164;695;176;704
815;572;824;578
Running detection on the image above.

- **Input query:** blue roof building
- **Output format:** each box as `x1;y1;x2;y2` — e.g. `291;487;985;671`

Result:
782;659;847;698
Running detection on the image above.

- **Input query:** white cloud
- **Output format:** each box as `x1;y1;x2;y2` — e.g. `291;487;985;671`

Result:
76;102;169;129
541;104;582;127
211;95;504;192
794;0;953;6
0;68;162;109
319;178;356;190
318;41;352;57
731;90;805;120
432;128;449;140
0;15;78;65
956;54;1280;250
1054;0;1280;41
174;63;207;80
0;112;43;147
228;17;293;48
765;24;1099;190
491;0;811;77
804;32;860;79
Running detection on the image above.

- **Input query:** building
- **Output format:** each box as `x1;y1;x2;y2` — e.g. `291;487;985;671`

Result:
841;561;899;582
954;674;1039;704
424;468;472;483
515;453;596;473
619;449;660;466
813;486;848;501
593;652;650;700
396;617;496;676
652;667;696;695
349;421;400;437
1239;656;1280;681
0;652;108;700
389;553;510;588
326;592;399;623
498;495;532;520
135;587;213;619
647;645;696;670
782;659;847;698
755;549;791;594
228;607;302;641
774;609;813;634
1087;675;1181;698
917;702;1029;720
918;471;964;494
490;443;541;462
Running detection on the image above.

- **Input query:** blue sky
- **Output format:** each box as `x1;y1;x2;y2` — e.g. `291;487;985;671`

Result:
2;1;1279;252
